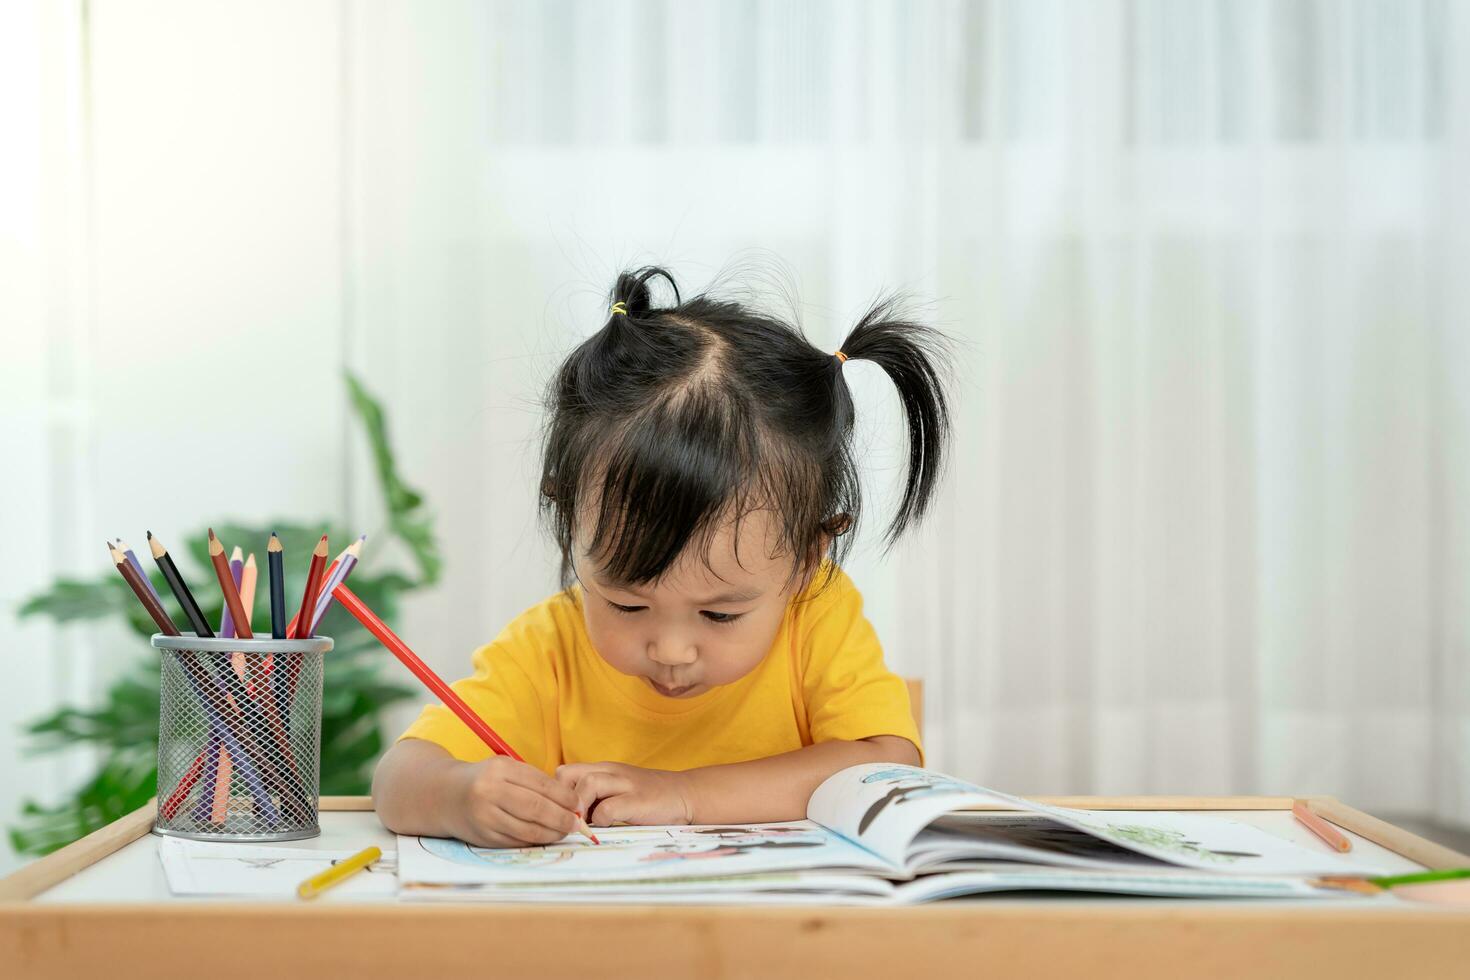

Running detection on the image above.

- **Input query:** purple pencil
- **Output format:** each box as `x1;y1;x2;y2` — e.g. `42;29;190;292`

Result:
115;539;164;605
308;535;365;632
218;546;246;638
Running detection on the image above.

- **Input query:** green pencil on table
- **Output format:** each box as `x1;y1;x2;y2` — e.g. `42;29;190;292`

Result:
1370;868;1470;889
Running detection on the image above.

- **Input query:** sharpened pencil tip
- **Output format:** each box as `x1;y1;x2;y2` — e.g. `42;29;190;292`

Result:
146;530;153;540
314;535;329;556
268;534;282;553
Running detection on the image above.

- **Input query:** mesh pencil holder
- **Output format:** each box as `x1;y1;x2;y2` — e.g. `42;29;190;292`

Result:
152;633;331;842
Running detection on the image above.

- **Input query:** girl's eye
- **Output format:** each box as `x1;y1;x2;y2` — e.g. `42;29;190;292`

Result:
701;611;744;625
608;601;646;615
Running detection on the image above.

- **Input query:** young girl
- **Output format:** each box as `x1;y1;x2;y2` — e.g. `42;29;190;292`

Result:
374;266;951;847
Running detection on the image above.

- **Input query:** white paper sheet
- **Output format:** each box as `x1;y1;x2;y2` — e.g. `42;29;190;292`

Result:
158;837;398;898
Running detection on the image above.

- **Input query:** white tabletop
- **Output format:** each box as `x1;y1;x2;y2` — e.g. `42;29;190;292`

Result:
34;808;1428;906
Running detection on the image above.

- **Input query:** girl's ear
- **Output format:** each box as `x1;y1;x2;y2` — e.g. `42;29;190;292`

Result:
795;513;852;592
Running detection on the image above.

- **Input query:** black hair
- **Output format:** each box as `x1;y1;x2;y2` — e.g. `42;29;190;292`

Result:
540;265;951;592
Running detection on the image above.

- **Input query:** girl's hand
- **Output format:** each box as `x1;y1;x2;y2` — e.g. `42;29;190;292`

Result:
452;755;585;847
556;762;695;827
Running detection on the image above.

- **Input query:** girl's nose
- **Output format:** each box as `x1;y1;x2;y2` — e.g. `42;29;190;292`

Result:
647;638;698;666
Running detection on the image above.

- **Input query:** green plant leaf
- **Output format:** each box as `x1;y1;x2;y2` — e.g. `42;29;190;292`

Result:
8;757;157;856
346;371;441;586
19;576;144;624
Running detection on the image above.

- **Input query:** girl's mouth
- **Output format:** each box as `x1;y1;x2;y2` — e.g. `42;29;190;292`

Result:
648;679;697;698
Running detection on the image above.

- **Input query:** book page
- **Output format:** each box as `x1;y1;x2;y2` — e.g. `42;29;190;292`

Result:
807;763;1018;865
808;764;1379;876
397;821;891;887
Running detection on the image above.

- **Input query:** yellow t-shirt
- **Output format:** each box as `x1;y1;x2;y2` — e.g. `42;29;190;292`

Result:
399;564;921;772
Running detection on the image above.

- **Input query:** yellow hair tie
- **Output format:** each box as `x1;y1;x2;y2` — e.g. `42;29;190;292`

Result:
610;301;628;316
833;350;848;364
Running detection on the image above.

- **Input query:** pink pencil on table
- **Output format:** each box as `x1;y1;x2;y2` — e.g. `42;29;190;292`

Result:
1293;800;1353;853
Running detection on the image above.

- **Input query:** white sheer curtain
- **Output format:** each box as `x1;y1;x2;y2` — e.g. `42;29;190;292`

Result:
345;0;1469;823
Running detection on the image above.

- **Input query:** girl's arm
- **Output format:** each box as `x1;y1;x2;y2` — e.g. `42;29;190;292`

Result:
558;735;919;826
374;737;586;846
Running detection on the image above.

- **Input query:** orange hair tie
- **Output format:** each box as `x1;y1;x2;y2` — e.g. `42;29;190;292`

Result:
833;350;848;364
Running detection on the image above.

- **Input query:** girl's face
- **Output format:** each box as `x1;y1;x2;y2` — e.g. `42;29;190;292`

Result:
574;510;812;699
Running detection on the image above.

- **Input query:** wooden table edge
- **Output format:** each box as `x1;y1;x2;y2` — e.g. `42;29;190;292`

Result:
2;794;1466;905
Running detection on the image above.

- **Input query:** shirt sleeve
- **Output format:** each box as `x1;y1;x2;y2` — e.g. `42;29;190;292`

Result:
799;568;923;762
397;603;564;772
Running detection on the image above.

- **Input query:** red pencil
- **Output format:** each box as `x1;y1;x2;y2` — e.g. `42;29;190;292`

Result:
289;535;329;639
334;583;522;759
285;556;340;638
332;583;599;844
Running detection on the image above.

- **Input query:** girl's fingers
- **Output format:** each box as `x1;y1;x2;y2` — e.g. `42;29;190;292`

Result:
575;772;633;826
556;762;624;784
490;808;571;846
506;762;583;814
498;783;580;838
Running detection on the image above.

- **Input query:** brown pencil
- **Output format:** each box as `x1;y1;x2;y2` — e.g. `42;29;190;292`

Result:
111;543;181;637
289;534;329;639
208;529;254;640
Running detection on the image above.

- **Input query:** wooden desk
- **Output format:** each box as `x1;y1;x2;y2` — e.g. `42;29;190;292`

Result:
3;796;1468;979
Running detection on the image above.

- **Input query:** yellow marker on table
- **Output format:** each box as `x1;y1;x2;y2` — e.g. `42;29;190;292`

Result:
296;845;382;900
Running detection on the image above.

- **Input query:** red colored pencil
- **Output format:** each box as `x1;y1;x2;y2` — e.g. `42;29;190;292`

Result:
332;583;599;844
289;535;329;639
333;583;522;759
285;556;340;638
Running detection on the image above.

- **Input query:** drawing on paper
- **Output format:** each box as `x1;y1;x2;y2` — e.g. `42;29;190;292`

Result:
856;767;975;834
1077;822;1261;864
415;824;834;871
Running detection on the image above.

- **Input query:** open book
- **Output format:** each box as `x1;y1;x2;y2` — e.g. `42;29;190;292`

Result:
397;763;1379;904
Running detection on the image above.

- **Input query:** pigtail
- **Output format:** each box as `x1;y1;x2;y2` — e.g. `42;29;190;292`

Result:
611;266;681;317
835;300;952;547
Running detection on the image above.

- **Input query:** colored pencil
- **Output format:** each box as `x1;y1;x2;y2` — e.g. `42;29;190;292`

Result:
286;556;339;638
296;845;382;900
333;583;599;845
1370;868;1470;889
194;549;245;825
289;535;329;639
1292;800;1352;853
284;538;365;706
115;538;163;605
108;545;276;823
233;553;257;681
268;533;287;639
208;529;253;639
254;548;302;801
310;535;364;632
219;546;246;637
148;532;214;638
